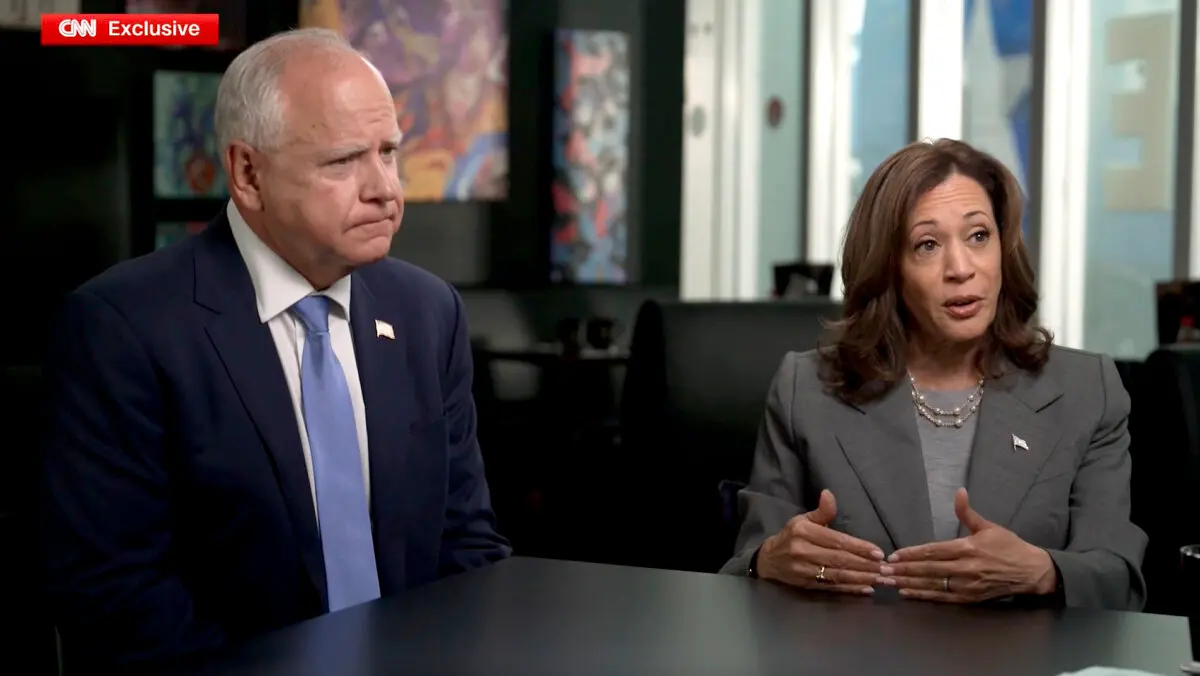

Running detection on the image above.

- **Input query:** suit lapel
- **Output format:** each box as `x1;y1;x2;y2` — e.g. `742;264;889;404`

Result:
964;367;1064;530
349;272;414;594
193;217;327;608
834;383;935;550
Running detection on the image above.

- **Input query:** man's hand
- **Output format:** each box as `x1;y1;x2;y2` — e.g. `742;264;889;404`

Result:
879;488;1057;603
757;490;886;595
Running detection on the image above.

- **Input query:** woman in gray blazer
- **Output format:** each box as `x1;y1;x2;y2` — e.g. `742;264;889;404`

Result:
722;139;1146;611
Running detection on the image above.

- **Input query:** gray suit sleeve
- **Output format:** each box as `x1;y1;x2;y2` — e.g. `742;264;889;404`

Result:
1045;354;1148;610
719;352;809;575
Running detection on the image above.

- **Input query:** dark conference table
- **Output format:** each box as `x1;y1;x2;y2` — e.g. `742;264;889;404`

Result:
168;557;1191;676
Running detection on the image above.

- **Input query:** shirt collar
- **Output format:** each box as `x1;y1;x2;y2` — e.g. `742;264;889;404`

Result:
226;201;352;323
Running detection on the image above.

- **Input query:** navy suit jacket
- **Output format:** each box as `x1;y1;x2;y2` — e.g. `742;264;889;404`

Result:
41;214;511;669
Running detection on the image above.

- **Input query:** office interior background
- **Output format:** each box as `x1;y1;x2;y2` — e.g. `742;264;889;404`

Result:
2;0;1190;360
4;0;1200;671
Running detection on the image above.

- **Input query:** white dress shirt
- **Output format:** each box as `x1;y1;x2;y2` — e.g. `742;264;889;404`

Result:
227;201;372;509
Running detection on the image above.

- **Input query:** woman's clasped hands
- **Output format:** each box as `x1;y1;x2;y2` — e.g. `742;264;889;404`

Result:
756;489;1057;603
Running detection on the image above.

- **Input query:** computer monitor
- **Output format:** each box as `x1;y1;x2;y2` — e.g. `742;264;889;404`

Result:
1156;280;1200;346
773;262;834;299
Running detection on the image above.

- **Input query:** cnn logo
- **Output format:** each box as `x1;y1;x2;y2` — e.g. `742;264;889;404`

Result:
58;18;96;38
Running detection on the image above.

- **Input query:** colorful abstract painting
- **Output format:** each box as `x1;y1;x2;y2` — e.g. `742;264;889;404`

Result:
153;71;227;199
550;29;630;284
300;0;508;202
155;221;208;249
126;0;245;49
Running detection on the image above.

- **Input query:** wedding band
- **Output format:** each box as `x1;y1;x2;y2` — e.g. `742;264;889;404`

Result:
943;576;951;592
816;565;828;583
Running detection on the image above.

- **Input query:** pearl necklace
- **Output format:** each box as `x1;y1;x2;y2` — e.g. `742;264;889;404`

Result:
909;374;984;428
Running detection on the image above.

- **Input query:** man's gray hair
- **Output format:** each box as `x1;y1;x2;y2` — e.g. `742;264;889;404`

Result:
214;28;362;152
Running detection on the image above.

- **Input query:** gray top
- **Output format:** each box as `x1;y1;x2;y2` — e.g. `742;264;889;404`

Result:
913;388;979;542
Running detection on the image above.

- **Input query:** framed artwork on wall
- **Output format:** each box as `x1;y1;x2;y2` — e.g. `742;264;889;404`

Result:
125;0;246;50
549;29;630;284
152;70;227;199
299;0;509;202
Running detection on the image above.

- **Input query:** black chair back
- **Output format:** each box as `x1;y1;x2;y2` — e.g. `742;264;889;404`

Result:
620;300;840;572
1131;346;1200;615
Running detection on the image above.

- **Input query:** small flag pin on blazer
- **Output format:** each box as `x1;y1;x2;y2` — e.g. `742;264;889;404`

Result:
1012;434;1029;452
375;319;395;340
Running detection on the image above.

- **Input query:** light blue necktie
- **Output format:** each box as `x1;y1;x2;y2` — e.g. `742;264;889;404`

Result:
291;295;381;611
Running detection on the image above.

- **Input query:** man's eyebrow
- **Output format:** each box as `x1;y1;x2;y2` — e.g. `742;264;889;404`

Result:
322;136;403;160
340;142;370;152
322;144;368;160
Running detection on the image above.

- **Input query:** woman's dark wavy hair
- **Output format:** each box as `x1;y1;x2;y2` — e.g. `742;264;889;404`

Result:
818;138;1052;404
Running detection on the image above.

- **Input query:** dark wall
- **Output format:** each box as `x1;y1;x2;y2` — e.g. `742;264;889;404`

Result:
637;0;686;286
0;28;134;367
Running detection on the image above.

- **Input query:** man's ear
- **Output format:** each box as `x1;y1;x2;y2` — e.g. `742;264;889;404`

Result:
226;141;265;211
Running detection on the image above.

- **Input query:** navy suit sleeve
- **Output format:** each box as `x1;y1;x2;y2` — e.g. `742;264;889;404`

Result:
41;290;225;668
438;284;512;575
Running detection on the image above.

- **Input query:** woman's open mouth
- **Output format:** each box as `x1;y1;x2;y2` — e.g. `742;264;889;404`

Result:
943;296;982;319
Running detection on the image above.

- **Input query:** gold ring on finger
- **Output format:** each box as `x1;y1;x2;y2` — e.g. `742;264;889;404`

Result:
816;565;828;583
943;576;950;592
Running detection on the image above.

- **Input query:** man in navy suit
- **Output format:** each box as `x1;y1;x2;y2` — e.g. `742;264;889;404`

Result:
41;28;511;670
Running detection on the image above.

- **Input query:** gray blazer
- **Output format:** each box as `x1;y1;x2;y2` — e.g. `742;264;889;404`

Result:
721;346;1148;611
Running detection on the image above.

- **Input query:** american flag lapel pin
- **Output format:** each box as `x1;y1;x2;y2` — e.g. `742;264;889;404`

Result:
375;319;395;340
1012;434;1029;452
